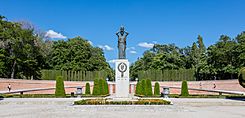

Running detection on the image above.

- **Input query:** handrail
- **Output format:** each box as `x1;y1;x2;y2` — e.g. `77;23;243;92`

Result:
161;86;245;95
0;86;79;94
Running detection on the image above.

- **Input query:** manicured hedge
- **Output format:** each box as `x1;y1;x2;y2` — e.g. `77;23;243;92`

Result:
41;70;109;81
92;79;99;95
146;79;153;96
74;99;171;105
137;69;195;81
135;79;153;96
55;76;66;97
154;82;160;96
93;78;109;95
181;80;189;96
85;83;91;94
238;67;245;88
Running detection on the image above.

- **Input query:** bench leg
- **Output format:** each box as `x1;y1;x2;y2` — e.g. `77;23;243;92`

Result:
219;92;222;96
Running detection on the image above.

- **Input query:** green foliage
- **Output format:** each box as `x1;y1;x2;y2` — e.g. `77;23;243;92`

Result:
41;70;111;81
154;82;160;95
137;69;195;81
181;80;189;96
145;79;153;96
0;15;112;80
48;37;113;79
104;80;109;94
135;81;142;95
74;99;171;105
85;83;91;94
141;79;146;96
92;78;108;95
135;79;153;96
55;76;66;97
92;79;99;95
130;33;245;81
99;79;104;95
0;15;45;79
238;67;245;88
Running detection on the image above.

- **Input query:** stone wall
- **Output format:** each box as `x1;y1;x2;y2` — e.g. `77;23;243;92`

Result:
0;79;244;95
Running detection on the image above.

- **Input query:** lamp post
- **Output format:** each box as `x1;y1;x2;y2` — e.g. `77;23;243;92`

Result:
162;87;170;98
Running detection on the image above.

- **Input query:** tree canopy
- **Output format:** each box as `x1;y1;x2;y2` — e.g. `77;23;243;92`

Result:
131;33;245;80
0;15;112;79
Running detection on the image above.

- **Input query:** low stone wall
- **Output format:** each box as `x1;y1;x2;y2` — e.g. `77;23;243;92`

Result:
0;79;244;95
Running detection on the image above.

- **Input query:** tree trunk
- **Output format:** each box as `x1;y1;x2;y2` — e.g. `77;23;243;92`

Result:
11;60;16;79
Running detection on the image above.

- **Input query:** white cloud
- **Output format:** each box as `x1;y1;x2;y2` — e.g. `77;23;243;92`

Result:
107;59;116;63
98;45;114;51
88;40;93;45
127;47;136;50
45;30;67;39
129;50;137;54
138;42;154;48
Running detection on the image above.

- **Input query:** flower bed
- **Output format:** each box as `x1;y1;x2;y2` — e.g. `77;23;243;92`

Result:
74;99;171;105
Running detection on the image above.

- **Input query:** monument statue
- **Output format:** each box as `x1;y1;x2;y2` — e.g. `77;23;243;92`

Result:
116;26;129;59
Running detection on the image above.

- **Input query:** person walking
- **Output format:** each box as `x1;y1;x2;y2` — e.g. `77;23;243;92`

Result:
7;84;11;92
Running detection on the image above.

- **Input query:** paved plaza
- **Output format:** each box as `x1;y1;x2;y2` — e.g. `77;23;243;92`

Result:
0;98;244;118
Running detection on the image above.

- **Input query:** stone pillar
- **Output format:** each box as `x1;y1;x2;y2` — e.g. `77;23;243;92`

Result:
115;59;130;97
131;84;135;94
110;84;113;95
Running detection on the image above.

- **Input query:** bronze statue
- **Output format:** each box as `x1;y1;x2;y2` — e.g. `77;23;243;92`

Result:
116;26;129;59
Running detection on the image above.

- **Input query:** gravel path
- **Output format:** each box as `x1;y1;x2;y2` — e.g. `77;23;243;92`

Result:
0;98;245;118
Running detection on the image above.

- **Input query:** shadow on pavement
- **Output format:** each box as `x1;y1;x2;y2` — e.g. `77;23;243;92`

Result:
226;96;245;101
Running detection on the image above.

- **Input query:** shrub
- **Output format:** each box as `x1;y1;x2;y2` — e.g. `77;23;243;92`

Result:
92;79;99;95
55;76;66;97
154;82;160;96
99;79;104;95
85;83;91;94
74;99;171;105
181;80;189;96
92;79;108;95
141;79;146;96
238;67;245;88
145;79;153;96
136;81;143;95
104;80;109;94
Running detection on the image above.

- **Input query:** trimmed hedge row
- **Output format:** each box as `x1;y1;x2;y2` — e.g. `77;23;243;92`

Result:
137;69;195;81
92;79;109;95
85;83;91;94
74;99;171;105
181;80;189;96
238;67;245;88
154;82;160;96
41;70;109;81
135;79;154;96
55;76;66;97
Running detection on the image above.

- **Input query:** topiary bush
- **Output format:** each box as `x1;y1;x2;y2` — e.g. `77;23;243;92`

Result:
239;67;245;88
181;80;189;96
145;79;153;96
141;79;146;96
85;83;91;94
92;79;99;95
55;76;66;97
104;80;109;94
154;82;160;96
92;78;108;96
99;79;104;95
135;81;142;95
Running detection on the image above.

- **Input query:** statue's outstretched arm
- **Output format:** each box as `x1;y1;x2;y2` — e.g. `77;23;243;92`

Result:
116;32;119;37
125;31;129;36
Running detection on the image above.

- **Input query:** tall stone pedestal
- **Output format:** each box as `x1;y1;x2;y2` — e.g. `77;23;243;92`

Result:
115;59;130;98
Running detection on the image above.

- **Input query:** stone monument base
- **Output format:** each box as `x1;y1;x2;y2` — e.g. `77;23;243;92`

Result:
115;59;130;98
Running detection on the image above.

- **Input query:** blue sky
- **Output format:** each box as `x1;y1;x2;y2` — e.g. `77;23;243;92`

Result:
1;0;245;66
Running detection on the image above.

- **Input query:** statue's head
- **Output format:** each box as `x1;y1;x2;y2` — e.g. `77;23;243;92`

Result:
120;26;124;34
